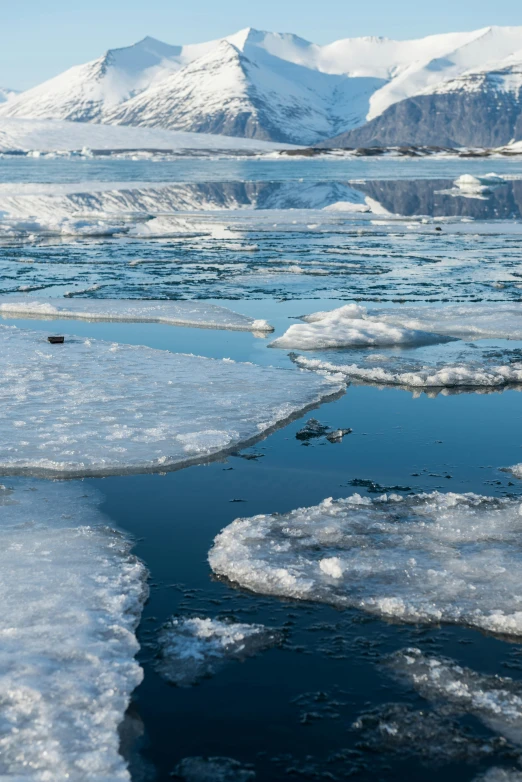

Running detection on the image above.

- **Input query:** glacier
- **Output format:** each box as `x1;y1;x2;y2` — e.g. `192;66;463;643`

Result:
0;296;273;333
156;617;280;686
0;479;147;780
209;491;522;636
0;325;343;476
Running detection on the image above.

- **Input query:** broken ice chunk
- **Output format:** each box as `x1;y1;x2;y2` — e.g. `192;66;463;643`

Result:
156;617;281;686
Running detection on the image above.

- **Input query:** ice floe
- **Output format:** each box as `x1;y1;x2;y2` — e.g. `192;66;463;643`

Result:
156;617;280;686
387;648;522;746
209;491;522;636
372;303;522;341
270;305;450;350
292;354;522;389
0;295;273;333
504;464;522;479
0;325;343;476
172;756;256;782
0;479;147;780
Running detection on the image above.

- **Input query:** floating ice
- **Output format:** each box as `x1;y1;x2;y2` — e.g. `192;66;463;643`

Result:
352;703;510;762
454;173;507;195
373;303;522;341
323;201;371;213
0;325;343;476
0;479;147;780
209;492;522;636
387;648;522;746
0;295;273;333
270;305;449;350
504;464;522;479
172;756;256;782
156;617;280;686
292;354;522;389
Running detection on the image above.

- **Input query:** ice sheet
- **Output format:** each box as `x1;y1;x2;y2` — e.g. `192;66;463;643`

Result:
0;479;147;780
209;491;522;636
0;325;343;476
156;617;280;686
270;305;450;349
0;296;273;332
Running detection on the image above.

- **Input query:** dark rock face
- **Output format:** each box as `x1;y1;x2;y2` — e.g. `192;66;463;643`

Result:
320;87;522;149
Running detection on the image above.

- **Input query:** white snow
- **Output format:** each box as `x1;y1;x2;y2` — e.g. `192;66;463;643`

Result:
209;491;522;636
5;26;522;143
156;617;280;686
0;117;290;153
269;305;451;350
0;325;343;476
0;296;273;333
388;648;522;746
0;479;147;780
372;303;522;341
292;354;522;389
323;201;371;212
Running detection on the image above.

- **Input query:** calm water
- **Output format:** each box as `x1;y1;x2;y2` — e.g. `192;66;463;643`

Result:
2;157;522;781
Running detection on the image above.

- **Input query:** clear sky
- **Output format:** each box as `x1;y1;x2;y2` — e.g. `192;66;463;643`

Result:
2;0;522;89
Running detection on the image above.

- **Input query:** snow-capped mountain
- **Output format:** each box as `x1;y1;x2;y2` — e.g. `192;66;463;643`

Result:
321;47;522;148
3;25;522;146
0;88;19;103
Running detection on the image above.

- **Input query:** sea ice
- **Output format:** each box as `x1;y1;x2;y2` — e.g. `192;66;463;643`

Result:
504;464;522;479
156;617;280;686
0;295;273;332
387;648;522;746
209;492;522;636
270;305;449;350
372;303;522;341
292;354;522;389
0;325;343;476
0;479;147;780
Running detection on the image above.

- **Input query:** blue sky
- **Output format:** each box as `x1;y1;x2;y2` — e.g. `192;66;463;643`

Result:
2;0;522;89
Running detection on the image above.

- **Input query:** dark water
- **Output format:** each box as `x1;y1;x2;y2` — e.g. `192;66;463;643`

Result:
3;157;522;781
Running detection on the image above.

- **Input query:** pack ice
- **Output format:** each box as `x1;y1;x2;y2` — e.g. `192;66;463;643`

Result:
0;296;273;333
0;325;343;475
209;492;522;636
0;479;147;780
270;304;451;350
156;617;280;686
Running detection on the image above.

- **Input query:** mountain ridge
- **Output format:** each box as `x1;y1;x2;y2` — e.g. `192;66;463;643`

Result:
2;25;522;146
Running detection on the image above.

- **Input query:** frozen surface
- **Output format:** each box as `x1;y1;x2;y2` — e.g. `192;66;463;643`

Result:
156;617;280;686
293;354;522;389
373;304;522;341
388;648;522;746
209;491;522;636
0;479;147;780
0;325;343;476
270;305;450;350
0;296;273;332
172;756;256;782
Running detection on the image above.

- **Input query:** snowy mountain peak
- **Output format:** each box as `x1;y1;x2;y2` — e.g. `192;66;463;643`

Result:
3;24;522;146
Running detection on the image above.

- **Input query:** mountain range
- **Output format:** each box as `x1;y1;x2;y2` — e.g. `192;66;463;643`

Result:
2;26;522;147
